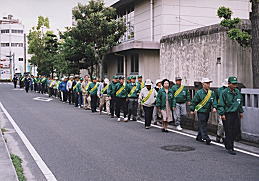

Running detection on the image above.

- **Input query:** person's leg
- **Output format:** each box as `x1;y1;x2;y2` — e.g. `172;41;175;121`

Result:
115;97;121;118
173;103;181;126
105;96;110;114
99;96;104;113
110;97;115;117
132;99;138;120
127;99;132;120
122;98;127;119
223;114;231;150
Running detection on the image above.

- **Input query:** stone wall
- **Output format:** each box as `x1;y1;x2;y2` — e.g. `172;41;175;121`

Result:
160;22;253;88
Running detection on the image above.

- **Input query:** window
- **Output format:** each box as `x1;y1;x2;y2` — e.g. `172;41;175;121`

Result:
18;58;23;61
117;56;124;74
1;43;10;47
131;54;139;73
11;43;23;47
118;7;134;42
1;29;9;33
11;29;23;34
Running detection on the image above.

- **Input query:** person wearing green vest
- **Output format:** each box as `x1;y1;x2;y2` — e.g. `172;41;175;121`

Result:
87;76;99;112
108;75;119;118
137;75;145;120
41;76;47;94
74;77;83;108
218;76;244;155
214;79;228;143
156;79;176;132
190;78;217;145
82;75;91;110
98;78;110;114
126;76;140;121
48;77;55;97
139;79;157;129
171;77;191;131
115;76;128;122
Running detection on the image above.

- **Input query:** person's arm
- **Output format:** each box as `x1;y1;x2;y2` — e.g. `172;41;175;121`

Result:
156;90;161;108
186;88;191;103
217;92;226;119
212;91;217;112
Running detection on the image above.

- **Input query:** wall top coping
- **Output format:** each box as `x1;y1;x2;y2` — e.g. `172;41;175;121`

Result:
160;20;251;44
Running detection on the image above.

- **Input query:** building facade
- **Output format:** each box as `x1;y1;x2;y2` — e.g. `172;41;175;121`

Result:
0;15;26;80
104;0;250;83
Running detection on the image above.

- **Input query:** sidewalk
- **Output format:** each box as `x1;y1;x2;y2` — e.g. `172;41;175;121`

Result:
0;128;18;181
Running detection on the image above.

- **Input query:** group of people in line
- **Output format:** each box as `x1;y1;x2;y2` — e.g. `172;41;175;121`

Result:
15;74;244;155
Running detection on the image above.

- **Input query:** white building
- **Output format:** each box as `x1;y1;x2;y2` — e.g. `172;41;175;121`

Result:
104;0;250;83
0;15;26;80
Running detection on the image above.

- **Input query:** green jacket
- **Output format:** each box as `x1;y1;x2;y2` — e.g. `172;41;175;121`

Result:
217;87;244;115
108;81;118;97
215;86;227;102
115;83;127;98
156;88;176;110
126;83;140;98
171;84;191;103
190;88;217;113
87;82;98;95
74;82;82;93
137;82;145;90
41;77;47;84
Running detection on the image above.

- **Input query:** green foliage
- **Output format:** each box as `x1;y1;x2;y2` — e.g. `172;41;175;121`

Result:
11;154;26;181
28;1;126;78
217;6;251;47
217;7;232;19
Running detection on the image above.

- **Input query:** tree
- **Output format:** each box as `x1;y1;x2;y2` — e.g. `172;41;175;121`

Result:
71;0;126;79
217;5;259;88
250;0;259;88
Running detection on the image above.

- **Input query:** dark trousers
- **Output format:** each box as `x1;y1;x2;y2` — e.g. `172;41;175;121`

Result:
110;96;116;116
128;98;138;119
68;89;72;104
143;106;154;127
14;81;17;88
115;97;127;118
63;91;68;102
25;85;29;93
72;91;75;104
197;112;210;141
90;94;98;112
34;84;37;92
49;88;53;97
223;112;240;150
75;93;79;107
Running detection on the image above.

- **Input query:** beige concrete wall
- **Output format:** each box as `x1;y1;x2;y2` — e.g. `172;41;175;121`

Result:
160;24;252;88
133;0;250;41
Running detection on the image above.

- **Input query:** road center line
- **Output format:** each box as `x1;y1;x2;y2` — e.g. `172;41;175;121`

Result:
0;102;57;181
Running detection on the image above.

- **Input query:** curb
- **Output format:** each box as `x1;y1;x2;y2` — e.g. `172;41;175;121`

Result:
0;129;19;181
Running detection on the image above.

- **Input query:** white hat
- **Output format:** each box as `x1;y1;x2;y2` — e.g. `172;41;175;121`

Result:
155;79;162;85
201;78;212;83
222;79;228;87
69;76;74;79
104;78;109;84
54;77;58;80
145;79;152;86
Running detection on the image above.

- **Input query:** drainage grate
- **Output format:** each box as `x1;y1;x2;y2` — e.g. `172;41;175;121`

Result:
161;145;195;152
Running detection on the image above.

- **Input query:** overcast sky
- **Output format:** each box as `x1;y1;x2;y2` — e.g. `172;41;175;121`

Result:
0;0;91;33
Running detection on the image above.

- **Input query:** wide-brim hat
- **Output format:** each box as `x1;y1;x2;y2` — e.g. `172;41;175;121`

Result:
175;77;182;81
201;78;213;83
145;79;152;86
104;78;109;84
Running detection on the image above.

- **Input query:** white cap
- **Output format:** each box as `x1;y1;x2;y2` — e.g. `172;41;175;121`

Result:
54;77;58;80
222;79;228;87
201;78;213;83
104;78;109;84
156;79;162;85
145;79;152;86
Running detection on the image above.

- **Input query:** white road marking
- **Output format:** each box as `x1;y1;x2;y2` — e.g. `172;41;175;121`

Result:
0;102;57;181
98;110;259;158
33;97;53;102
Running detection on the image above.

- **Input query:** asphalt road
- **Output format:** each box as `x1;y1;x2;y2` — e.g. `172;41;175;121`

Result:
0;83;259;181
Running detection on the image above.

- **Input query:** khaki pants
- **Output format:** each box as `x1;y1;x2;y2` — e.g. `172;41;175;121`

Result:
99;95;110;114
83;94;91;109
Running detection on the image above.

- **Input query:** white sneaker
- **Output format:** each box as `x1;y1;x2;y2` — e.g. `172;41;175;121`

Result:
117;118;121;122
124;117;128;122
176;125;183;131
